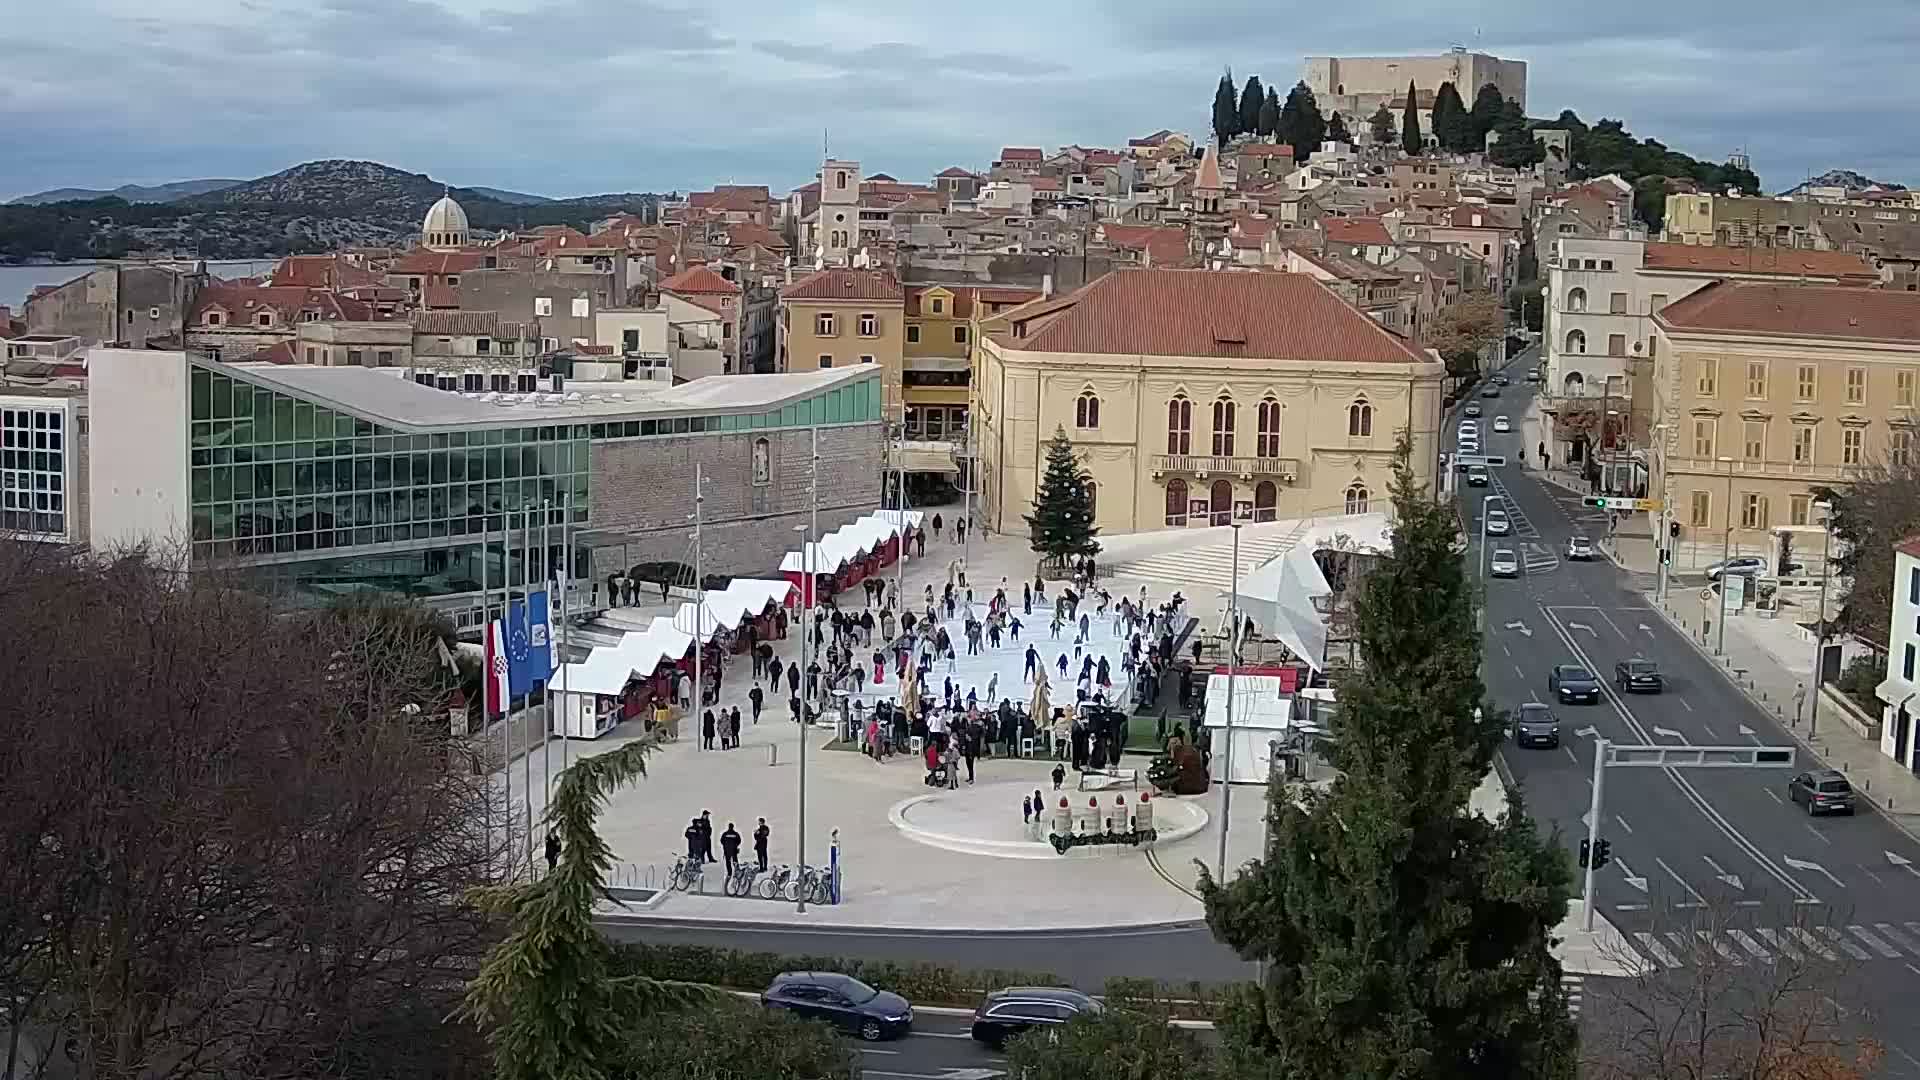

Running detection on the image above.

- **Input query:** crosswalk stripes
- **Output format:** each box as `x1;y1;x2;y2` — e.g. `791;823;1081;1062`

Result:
1623;922;1920;970
1562;973;1584;1018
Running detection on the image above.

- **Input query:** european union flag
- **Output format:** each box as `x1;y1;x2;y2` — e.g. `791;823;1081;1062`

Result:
505;591;557;697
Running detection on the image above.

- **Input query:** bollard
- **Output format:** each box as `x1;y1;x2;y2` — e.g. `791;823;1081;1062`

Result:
769;743;779;767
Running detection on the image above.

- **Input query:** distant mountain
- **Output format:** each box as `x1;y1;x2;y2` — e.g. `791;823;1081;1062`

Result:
8;179;243;206
1776;169;1908;197
467;186;553;205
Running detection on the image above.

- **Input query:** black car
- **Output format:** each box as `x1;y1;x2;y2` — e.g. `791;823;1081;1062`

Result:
1788;770;1856;816
1511;702;1561;748
762;972;914;1041
1548;664;1601;703
970;987;1102;1048
1614;659;1664;694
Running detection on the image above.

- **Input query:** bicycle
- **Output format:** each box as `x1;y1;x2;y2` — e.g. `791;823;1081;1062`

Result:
757;863;795;899
667;855;705;892
722;860;760;898
784;864;833;905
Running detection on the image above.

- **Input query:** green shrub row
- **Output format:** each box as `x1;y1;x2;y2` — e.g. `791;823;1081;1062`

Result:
608;942;1227;1019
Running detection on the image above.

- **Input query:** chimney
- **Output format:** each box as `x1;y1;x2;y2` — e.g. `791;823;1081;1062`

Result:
1041;272;1054;298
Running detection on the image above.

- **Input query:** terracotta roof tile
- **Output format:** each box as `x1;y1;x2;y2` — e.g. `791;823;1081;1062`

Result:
936;166;976;178
1235;142;1296;159
1323;217;1394;247
659;264;741;295
782;268;904;303
1656;280;1920;342
998;147;1043;161
422;282;460;309
268;254;384;290
389;249;489;275
1641;242;1878;283
1000;268;1428;363
415;311;500;337
191;284;377;324
1896;533;1920;560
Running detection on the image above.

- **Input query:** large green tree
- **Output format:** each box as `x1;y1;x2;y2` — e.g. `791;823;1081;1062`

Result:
1258;86;1281;138
1277;81;1327;163
1239;75;1267;141
1400;81;1424;156
1213;71;1240;147
1005;1007;1223;1079
1368;103;1397;146
1024;428;1101;567
1815;463;1920;641
1488;100;1545;168
1326;111;1351;145
1431;81;1471;152
1468;83;1507;147
1198;438;1578;1080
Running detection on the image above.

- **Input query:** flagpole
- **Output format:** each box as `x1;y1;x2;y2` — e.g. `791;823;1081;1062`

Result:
520;507;534;871
798;425;818;913
693;463;705;748
480;513;497;880
559;490;572;769
493;509;513;880
541;498;552;830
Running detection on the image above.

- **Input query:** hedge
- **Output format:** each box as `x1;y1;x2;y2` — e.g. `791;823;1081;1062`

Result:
609;942;1227;1020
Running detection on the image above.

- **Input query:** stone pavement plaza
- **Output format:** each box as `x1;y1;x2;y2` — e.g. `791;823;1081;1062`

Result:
496;527;1637;974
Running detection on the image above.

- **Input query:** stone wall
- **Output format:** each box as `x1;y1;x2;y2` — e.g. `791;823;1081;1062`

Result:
587;422;882;578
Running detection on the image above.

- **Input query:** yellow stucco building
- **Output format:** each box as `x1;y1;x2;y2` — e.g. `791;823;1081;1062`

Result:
777;269;906;409
975;269;1446;535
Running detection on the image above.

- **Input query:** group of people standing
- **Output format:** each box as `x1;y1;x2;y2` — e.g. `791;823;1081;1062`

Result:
682;809;772;876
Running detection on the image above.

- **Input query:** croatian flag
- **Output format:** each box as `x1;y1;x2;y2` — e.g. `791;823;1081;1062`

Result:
484;618;509;717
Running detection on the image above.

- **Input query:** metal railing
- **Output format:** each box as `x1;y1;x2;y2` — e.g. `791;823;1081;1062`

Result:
1150;454;1302;480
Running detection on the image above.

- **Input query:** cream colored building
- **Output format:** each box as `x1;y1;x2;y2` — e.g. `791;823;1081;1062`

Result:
976;269;1444;536
1645;281;1920;565
777;268;906;409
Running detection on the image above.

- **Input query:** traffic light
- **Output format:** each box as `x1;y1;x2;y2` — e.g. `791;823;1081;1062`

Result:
1578;838;1591;868
1583;496;1629;509
1592;839;1612;871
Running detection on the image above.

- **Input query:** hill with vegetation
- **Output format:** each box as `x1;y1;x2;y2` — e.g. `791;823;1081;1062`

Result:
0;160;659;262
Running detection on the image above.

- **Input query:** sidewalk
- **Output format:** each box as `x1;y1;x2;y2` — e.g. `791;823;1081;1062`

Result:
1649;591;1920;840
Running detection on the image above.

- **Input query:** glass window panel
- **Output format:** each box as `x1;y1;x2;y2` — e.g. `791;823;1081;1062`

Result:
431;454;448;484
690;416;707;433
313;459;333;493
295;462;313;492
636;421;652;437
191;467;212;505
211;375;232;419
373;456;392;486
212;466;232;501
192;421;211;449
504;448;521;480
232;464;254;498
336;414;356;437
450;451;467;483
192;368;211;421
273;463;294;497
672;417;691;434
293;401;314;439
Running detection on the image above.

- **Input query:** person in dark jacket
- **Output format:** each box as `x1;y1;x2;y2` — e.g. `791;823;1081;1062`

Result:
701;709;717;750
698;810;716;862
684;818;702;860
749;685;764;723
719;822;742;876
754;817;770;871
787;663;801;695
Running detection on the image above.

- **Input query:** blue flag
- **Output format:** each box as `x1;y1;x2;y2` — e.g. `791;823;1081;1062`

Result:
504;591;556;696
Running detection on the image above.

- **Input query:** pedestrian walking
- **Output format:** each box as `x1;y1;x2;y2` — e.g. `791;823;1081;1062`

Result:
933;512;944;541
720;822;742;876
754;817;770;871
728;706;742;747
701;709;717;750
698;810;716;863
749;684;764;722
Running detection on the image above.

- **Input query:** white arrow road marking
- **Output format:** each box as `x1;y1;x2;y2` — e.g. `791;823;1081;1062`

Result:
1888;851;1920;878
1575;725;1598;738
1702;855;1745;891
1505;621;1533;637
1615;859;1649;893
1657;856;1709;906
1652;726;1685;739
1638;622;1655;635
1783;855;1846;890
1738;723;1758;742
1567;621;1597;636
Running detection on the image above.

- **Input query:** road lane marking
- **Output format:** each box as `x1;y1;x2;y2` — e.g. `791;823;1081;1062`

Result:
1876;922;1920;956
1594;608;1627;640
1817;927;1874;961
1514;664;1526;678
1634;931;1682;967
1537;604;1817;903
1678;698;1695;712
1700;724;1717;739
1785;927;1840;961
1728;929;1772;961
1656;857;1709;906
1862;867;1885;885
1502;643;1511;657
1804;824;1832;846
1765;789;1782;804
1615;815;1633;834
1564;746;1578;764
1755;928;1806;961
858;1048;904;1055
1849;925;1902;958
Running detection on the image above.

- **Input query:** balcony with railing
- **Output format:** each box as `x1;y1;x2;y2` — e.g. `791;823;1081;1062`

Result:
1673;457;1871;483
1150;454;1301;482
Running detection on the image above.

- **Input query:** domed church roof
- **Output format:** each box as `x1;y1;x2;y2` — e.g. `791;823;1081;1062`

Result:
423;194;470;238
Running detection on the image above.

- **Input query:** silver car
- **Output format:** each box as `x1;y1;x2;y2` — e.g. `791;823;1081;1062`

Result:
1490;548;1519;577
1485;508;1512;536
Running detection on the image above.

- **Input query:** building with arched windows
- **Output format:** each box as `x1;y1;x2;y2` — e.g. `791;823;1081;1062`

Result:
975;269;1445;535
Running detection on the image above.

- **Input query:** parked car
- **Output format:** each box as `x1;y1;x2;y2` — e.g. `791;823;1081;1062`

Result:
1490;548;1519;577
1464;403;1482;417
970;987;1102;1048
1704;556;1767;581
1511;702;1560;748
1481;385;1501;398
1485;507;1512;535
1614;659;1664;693
1565;535;1595;560
1492;416;1512;433
1467;465;1490;487
762;972;914;1041
1548;664;1602;703
1787;770;1856;816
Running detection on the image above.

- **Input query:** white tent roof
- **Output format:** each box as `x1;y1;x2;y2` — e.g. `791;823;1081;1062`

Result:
1199;674;1295;732
556;622;690;696
1230;512;1393;673
777;511;923;573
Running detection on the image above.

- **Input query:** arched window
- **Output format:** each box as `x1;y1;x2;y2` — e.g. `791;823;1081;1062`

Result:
1166;395;1192;455
1348;397;1373;437
1566;287;1587;312
1211;395;1237;456
1075;391;1101;429
1209;480;1234;526
1254;480;1278;522
1563;372;1586;395
1164;479;1188;526
1566;329;1587;354
1345;482;1371;515
1256;397;1281;457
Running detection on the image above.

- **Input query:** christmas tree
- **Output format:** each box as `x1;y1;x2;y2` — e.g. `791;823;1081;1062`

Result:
1024;428;1101;567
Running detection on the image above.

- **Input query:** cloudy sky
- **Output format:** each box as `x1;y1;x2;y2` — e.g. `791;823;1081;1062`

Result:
3;0;1914;200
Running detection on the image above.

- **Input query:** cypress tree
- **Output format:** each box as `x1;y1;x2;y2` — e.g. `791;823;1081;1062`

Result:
1469;82;1507;147
1258;87;1280;138
1213;71;1240;147
1432;81;1470;152
1199;437;1578;1080
1400;80;1424;156
1368;104;1396;147
1239;75;1266;141
1282;81;1326;163
1024;428;1101;567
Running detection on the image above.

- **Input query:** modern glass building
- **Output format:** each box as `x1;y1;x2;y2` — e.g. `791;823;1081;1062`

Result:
90;350;884;616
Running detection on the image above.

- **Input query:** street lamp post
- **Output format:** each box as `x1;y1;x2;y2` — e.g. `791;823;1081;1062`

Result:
1215;522;1242;882
1716;455;1735;656
1809;500;1833;737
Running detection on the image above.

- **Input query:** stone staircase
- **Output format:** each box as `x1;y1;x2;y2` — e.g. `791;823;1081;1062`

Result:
1108;520;1313;590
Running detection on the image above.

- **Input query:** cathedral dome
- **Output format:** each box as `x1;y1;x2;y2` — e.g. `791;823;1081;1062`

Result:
422;194;470;250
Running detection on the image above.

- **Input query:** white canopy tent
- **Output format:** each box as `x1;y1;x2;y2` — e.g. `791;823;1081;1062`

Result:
1199;673;1297;784
1230;512;1393;673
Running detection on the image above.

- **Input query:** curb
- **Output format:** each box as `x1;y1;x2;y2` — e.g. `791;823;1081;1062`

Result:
593;911;1214;937
1643;595;1920;846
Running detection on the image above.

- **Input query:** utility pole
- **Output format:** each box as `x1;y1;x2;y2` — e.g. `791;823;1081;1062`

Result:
798;426;820;913
1216;521;1242;881
692;465;705;748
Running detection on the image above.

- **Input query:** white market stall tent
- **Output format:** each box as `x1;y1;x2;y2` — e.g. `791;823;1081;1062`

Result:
1200;673;1299;784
